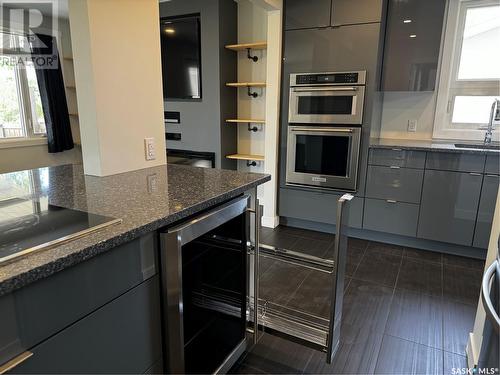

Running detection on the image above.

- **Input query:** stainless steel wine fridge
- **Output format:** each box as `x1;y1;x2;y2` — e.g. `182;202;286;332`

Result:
159;190;353;374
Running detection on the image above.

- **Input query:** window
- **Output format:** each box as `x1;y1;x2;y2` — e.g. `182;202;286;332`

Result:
434;0;500;140
0;31;46;140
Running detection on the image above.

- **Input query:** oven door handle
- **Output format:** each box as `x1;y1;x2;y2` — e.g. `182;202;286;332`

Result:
290;127;354;133
292;87;358;92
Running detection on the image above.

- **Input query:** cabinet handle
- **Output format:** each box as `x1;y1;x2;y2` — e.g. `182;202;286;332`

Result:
386;199;397;204
389;166;400;169
391;148;402;151
485;174;499;178
469;173;482;176
0;351;33;374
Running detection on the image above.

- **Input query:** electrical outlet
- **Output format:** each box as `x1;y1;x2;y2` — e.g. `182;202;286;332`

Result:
144;138;156;161
408;119;417;132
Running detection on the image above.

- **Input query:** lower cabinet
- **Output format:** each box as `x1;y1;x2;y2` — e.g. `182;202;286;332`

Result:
11;276;162;374
473;174;500;249
363;198;419;237
417;170;483;246
279;187;364;228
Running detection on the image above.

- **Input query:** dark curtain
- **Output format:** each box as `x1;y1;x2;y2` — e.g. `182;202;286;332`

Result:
31;33;73;153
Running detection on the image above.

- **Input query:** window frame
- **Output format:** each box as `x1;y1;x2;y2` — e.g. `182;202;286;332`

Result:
0;29;47;143
433;0;500;141
0;19;64;147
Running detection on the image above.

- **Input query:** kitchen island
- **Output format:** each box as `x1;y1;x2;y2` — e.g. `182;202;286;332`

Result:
0;163;269;373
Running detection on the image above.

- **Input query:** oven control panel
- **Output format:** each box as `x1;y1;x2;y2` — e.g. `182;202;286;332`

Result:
291;71;366;86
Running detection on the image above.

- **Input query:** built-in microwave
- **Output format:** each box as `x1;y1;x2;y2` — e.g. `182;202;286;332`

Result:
286;126;361;191
288;71;366;125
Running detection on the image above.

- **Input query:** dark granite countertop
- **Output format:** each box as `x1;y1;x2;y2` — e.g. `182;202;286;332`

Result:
370;138;500;155
0;163;270;296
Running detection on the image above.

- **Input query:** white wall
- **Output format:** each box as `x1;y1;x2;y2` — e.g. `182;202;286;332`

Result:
69;0;167;176
378;92;437;140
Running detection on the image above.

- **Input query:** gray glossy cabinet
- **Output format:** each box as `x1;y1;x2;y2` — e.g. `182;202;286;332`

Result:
426;152;486;173
485;154;500;175
474;175;500;249
11;277;162;374
331;0;384;26
279;187;364;228
285;0;331;30
366;165;424;204
285;0;383;30
369;148;426;169
0;233;157;367
364;198;419;237
417;170;483;246
381;0;446;91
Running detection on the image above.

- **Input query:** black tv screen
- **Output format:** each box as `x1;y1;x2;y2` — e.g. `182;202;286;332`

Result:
160;15;202;100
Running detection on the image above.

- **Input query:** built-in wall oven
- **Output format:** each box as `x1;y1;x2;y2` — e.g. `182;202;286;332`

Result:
286;71;366;191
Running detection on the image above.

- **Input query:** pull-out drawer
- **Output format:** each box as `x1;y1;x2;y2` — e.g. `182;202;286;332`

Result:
279;187;364;228
10;277;162;374
425;152;485;173
366;165;424;204
363;198;419;237
484;154;500;175
0;233;157;366
368;148;426;169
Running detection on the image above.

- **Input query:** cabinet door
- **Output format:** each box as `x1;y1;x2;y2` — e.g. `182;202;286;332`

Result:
381;0;446;91
11;277;162;374
417;170;482;246
473;175;500;249
285;0;332;30
331;0;384;26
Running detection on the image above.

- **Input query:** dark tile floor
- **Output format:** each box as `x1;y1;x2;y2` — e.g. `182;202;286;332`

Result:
230;225;485;375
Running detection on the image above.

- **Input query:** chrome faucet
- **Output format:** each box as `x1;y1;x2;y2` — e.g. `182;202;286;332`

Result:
485;99;500;144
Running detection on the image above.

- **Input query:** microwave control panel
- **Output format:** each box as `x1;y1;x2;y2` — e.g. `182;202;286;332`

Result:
291;71;366;87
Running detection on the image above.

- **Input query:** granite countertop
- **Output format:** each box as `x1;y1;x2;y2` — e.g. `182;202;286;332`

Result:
369;138;500;154
0;163;270;296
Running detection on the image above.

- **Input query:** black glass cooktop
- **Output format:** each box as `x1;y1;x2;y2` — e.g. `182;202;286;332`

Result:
0;198;120;265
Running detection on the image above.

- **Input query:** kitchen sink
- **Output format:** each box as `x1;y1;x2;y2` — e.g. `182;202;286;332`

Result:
455;143;500;150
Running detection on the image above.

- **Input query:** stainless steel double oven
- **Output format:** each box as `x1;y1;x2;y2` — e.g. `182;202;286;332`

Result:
286;71;366;191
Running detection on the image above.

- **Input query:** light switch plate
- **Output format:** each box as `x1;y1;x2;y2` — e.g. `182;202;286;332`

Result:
144;138;156;161
408;119;417;132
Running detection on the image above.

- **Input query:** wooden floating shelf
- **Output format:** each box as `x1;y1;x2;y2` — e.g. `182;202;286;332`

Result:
226;154;264;161
226;119;265;124
226;82;266;88
63;56;73;61
225;42;267;51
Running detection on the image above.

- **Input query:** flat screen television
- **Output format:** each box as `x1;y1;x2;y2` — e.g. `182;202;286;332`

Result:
160;15;202;100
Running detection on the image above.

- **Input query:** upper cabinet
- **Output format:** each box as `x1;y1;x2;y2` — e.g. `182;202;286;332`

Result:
285;0;332;30
331;0;383;26
381;0;446;91
285;0;383;30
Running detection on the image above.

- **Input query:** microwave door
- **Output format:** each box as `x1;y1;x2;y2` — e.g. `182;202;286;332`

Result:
289;86;365;124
